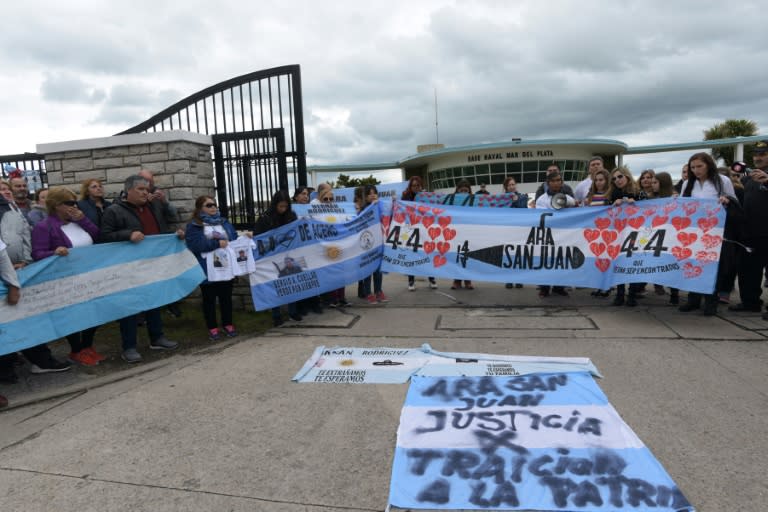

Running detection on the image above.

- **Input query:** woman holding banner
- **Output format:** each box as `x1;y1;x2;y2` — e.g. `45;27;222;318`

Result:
185;195;240;340
254;190;304;325
678;153;740;316
401;177;438;291
451;180;474;290
31;186;103;366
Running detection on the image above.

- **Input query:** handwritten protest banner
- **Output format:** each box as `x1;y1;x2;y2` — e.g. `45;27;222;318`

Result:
0;235;205;356
389;374;693;511
381;198;725;294
249;203;383;310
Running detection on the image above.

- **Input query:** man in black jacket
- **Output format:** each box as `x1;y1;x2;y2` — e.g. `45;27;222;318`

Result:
730;141;768;317
101;175;184;363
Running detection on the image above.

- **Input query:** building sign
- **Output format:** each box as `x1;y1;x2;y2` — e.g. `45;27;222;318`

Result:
468;149;555;162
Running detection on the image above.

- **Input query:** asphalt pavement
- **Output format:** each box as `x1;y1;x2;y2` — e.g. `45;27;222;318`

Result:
1;276;766;511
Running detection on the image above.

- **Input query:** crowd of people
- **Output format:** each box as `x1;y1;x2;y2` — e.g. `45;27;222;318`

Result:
3;141;768;409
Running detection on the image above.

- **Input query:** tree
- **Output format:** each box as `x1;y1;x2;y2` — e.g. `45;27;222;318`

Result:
703;119;758;166
333;173;381;188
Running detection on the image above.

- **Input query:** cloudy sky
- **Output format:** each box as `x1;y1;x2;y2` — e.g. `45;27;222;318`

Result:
1;0;766;178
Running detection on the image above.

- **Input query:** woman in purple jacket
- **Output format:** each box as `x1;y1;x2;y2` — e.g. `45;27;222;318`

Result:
32;186;103;366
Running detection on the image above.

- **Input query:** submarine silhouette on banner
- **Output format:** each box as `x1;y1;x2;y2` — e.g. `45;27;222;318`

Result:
460;212;585;270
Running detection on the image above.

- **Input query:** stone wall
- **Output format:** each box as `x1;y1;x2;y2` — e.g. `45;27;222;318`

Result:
39;131;215;224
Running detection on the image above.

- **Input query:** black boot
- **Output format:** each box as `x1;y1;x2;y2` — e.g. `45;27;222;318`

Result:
703;295;718;316
679;293;702;312
612;293;625;306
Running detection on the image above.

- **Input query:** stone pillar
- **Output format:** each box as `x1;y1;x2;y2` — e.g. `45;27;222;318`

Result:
37;131;214;224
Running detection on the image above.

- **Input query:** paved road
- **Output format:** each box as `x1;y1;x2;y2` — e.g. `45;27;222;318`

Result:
1;277;766;511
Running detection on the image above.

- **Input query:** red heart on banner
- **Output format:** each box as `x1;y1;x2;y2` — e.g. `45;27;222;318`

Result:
683;262;703;278
601;230;618;244
614;218;628;231
672;246;693;260
682;202;698;216
432;208;444;216
671;217;691;231
695;250;718;263
405;205;416;215
422;216;434;228
607;245;621;259
438;216;452;228
628;216;646;229
381;215;391;230
697;217;718;233
590;242;606;257
651;215;668;228
706;205;721;216
595;217;611;230
583;229;600;242
433;254;447;268
442;228;457;241
595;258;611;272
423;241;436;254
663;202;677;214
624;205;640;217
701;234;722;249
409;214;421;226
643;207;657;217
428;226;442;240
417;205;430;214
437;241;451;255
394;212;406;224
677;232;698;247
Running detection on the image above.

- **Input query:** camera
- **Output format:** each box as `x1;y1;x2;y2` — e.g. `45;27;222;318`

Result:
731;161;751;175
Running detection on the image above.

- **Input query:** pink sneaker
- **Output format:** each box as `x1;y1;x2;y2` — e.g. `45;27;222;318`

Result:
366;294;377;305
376;291;389;303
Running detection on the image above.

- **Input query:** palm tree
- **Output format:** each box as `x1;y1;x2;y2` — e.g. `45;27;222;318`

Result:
703;119;758;166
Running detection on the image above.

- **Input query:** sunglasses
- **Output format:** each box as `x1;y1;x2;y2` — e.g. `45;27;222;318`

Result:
60;200;77;206
321;197;333;202
204;203;217;208
612;175;625;181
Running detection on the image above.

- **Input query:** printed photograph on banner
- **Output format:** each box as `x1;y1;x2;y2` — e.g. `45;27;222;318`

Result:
206;248;235;281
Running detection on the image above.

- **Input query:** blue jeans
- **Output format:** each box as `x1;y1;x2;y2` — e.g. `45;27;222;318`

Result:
119;308;164;351
361;271;382;296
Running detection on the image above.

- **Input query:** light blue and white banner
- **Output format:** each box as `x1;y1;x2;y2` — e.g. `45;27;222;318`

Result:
249;203;383;310
293;344;601;383
381;198;725;294
0;235;205;356
389;373;694;511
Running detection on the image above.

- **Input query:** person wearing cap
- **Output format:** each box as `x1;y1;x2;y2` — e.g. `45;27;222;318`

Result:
534;163;575;200
730;140;768;317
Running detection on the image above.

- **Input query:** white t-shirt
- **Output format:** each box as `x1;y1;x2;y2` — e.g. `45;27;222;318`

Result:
61;222;94;248
681;175;735;199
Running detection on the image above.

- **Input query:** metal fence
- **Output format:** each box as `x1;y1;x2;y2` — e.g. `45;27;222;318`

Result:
119;65;307;228
0;153;47;192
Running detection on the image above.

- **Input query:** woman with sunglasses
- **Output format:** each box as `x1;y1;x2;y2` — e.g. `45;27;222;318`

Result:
31;186;103;366
186;195;240;339
608;167;644;307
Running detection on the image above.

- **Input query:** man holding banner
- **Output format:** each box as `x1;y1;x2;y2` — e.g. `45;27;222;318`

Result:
101;175;185;363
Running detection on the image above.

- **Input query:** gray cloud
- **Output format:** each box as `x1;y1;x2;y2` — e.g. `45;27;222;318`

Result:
40;73;106;104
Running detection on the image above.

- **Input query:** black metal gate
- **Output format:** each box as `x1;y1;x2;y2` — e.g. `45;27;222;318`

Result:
119;65;306;229
213;129;288;228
